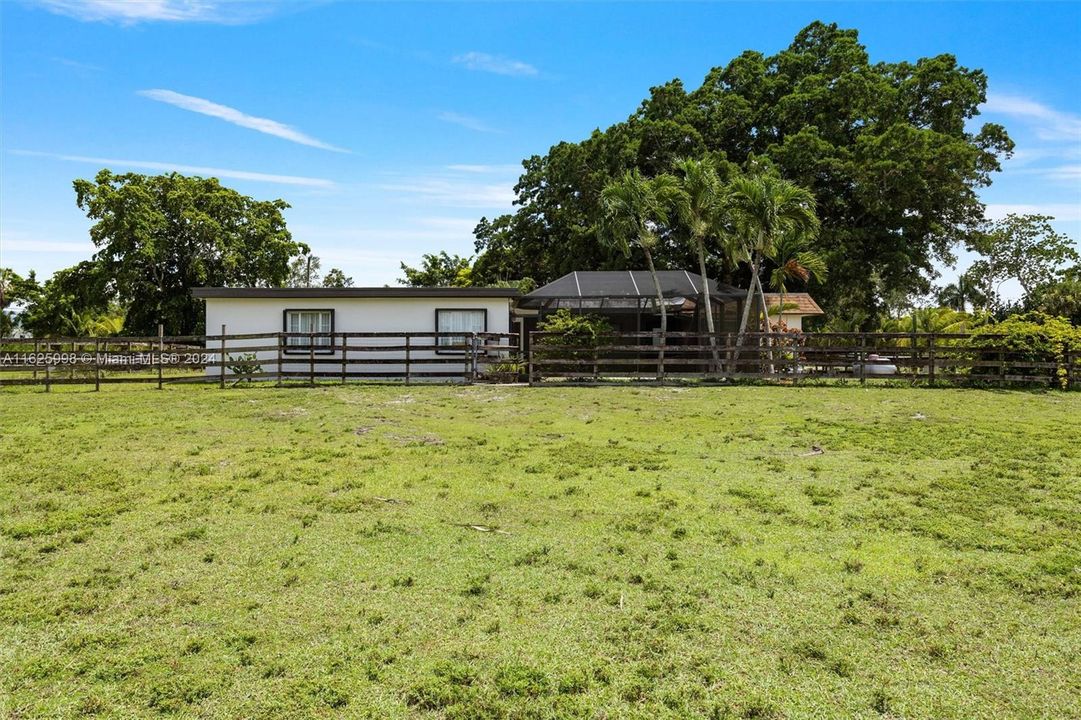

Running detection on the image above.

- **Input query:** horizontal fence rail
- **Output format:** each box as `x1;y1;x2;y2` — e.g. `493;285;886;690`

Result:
3;330;1077;391
527;331;1079;389
0;329;519;390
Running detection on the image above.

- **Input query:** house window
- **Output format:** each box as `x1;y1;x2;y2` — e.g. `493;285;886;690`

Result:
283;309;334;353
436;309;486;351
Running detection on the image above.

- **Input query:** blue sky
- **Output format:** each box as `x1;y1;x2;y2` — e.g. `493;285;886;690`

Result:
2;1;1079;294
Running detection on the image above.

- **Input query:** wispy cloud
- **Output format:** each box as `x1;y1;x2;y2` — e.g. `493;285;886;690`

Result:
10;150;335;188
446;164;521;174
983;93;1081;142
376;176;514;208
452;51;538;77
51;56;104;73
985;202;1081;223
139;89;348;152
436;111;502;135
35;0;281;25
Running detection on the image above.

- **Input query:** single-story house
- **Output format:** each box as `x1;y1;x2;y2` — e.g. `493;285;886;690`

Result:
192;286;519;380
762;293;825;331
191;276;825;380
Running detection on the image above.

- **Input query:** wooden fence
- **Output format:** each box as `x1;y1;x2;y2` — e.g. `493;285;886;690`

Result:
527;331;1080;389
0;329;519;390
3;330;1077;390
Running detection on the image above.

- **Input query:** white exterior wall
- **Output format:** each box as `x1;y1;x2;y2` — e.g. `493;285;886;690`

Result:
204;296;513;380
779;313;804;332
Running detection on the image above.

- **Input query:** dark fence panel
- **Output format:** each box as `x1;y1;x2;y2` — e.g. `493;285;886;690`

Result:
527;331;1079;389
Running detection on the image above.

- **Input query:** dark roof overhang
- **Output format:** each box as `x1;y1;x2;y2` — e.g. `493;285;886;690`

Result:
192;287;520;299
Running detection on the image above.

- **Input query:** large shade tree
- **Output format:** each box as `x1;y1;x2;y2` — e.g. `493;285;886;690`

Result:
472;22;1013;326
72;170;305;334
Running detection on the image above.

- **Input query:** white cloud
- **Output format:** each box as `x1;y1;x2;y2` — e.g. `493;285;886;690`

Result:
1042;165;1081;183
10;150;336;188
984;203;1081;223
452;51;538;77
35;0;280;24
139;89;349;152
436;111;502;134
376;177;514;208
446;164;521;174
983;93;1081;142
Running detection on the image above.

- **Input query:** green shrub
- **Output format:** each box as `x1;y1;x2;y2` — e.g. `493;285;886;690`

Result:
535;309;613;362
227;353;262;384
972;312;1081;389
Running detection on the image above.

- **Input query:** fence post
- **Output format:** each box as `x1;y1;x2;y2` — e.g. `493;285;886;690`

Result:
927;333;936;385
220;324;227;389
405;334;412;385
94;338;101;391
309;332;315;386
45;357;50;393
528;332;535;386
463;333;473;384
157;324;164;390
277;332;283;387
858;333;867;385
656;329;665;382
470;333;479;384
341;333;347;384
33;339;38;381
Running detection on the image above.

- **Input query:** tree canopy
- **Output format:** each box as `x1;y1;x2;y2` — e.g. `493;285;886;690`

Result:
471;21;1013;326
21;171;307;336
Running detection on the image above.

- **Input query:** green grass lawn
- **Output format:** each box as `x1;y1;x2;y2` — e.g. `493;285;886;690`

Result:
1;384;1079;719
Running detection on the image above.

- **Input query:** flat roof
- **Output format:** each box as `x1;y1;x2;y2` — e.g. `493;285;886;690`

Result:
192;287;520;299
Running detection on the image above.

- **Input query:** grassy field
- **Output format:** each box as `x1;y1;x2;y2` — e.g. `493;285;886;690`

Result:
1;384;1078;719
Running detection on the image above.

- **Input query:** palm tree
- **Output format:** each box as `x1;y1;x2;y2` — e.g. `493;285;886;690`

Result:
673;157;728;372
600;169;682;377
726;175;820;364
766;233;827;330
936;271;987;312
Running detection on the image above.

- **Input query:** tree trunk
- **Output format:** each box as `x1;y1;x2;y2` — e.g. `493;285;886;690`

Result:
732;253;760;369
643;248;666;380
697;242;719;374
755;271;775;374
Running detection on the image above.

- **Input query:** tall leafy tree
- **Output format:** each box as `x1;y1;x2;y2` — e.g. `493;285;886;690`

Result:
600;169;682;373
19;261;113;337
287;253;322;287
399;252;474;287
472;22;1013;325
1;268;38;335
321;268;353;288
966;214;1079;309
1026;268;1081;325
73;170;304;334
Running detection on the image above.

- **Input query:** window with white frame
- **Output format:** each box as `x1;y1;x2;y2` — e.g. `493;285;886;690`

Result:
436;309;486;350
284;309;333;352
